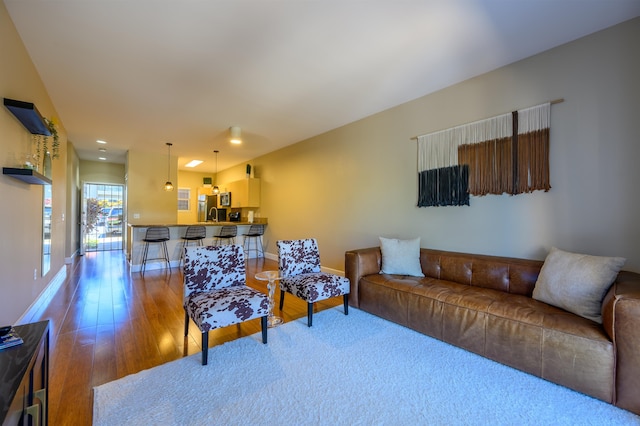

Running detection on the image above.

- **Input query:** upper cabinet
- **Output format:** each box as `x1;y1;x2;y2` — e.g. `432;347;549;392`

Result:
228;178;261;208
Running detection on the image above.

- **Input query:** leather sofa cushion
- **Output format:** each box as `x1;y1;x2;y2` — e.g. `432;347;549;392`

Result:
359;272;615;401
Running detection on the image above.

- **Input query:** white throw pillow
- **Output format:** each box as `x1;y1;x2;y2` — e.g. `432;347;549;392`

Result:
379;237;425;277
532;247;625;324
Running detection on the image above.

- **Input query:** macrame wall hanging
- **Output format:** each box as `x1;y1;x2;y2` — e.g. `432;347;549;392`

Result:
415;100;561;207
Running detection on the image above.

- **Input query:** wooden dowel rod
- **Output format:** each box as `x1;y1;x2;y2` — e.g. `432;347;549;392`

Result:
410;98;565;140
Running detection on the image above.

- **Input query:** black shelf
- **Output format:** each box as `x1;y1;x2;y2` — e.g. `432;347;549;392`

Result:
3;167;51;185
3;98;51;136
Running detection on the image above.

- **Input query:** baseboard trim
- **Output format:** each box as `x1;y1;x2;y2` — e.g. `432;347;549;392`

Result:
65;250;78;264
17;265;68;325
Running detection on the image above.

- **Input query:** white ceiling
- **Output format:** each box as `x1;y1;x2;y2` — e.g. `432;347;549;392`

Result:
5;0;640;172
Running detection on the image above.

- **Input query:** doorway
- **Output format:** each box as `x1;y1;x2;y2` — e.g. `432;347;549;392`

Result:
81;183;124;253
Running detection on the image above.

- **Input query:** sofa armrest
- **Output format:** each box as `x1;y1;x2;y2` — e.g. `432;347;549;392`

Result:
345;247;382;308
602;270;640;413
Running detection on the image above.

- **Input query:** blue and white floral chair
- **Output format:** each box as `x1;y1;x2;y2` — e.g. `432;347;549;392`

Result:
183;244;269;365
277;239;350;327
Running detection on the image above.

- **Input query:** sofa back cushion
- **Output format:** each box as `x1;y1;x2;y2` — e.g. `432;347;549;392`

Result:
419;249;543;296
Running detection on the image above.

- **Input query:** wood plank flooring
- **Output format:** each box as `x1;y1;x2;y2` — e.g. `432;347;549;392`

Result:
34;250;341;425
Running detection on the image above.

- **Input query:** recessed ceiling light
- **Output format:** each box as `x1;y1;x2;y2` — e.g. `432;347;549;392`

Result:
229;126;242;144
185;160;203;168
97;140;107;144
98;157;107;161
98;148;107;152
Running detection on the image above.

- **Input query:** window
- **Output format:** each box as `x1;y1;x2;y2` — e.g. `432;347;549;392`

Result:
178;188;190;211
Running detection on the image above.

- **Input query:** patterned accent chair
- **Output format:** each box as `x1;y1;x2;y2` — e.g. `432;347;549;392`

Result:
277;239;350;327
183;244;269;365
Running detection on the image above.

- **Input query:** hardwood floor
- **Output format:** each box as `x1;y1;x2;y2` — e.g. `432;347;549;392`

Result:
34;250;341;425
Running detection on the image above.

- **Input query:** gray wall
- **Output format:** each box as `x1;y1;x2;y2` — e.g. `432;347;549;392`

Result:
251;17;640;272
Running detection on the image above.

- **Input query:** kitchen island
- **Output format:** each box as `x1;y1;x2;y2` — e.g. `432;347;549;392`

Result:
127;220;268;272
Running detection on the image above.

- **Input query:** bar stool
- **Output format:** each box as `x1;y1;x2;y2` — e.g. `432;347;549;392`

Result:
242;224;265;258
180;225;206;265
141;226;171;275
213;225;237;246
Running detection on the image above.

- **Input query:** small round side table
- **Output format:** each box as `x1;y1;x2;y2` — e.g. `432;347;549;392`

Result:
255;270;284;327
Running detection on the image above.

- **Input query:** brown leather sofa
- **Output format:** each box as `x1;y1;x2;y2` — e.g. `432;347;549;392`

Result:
345;246;640;415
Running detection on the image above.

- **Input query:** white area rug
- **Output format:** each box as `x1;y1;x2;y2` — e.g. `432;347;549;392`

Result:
93;308;640;425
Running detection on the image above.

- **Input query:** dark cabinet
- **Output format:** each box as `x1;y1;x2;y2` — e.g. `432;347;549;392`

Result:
0;321;49;426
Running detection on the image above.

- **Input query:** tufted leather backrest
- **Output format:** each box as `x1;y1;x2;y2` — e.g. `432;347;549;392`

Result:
419;249;543;296
277;239;322;277
183;245;246;301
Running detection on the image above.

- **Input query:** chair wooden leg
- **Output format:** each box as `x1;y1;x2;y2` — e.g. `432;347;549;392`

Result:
261;316;268;344
343;294;349;315
307;302;313;327
279;290;285;310
201;331;209;365
184;310;189;336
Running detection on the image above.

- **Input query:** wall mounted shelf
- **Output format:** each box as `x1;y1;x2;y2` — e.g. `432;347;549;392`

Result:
3;98;51;136
3;167;51;185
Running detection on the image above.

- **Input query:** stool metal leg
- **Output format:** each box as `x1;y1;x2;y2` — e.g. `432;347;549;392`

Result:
162;241;171;271
243;235;264;259
141;240;171;275
141;241;150;275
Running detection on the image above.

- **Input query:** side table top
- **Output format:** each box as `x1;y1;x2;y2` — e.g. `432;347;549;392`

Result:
255;270;282;281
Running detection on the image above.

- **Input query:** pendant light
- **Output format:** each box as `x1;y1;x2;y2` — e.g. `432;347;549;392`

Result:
213;150;220;194
164;142;174;191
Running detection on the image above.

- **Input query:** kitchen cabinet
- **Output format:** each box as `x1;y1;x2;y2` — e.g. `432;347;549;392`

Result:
228;178;260;208
0;321;49;426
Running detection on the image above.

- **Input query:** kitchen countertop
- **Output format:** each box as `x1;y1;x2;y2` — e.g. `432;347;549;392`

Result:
128;219;267;228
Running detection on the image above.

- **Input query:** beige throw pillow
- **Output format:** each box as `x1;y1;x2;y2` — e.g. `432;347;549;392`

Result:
379;237;424;277
532;247;625;324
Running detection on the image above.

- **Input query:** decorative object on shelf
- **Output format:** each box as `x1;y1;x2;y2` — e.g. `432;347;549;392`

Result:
229;126;242;144
4;98;60;171
246;163;251;178
164;142;174;191
43;151;52;179
212;150;220;195
32;116;60;166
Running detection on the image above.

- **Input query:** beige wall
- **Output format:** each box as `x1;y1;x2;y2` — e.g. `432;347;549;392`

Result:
0;1;68;324
79;159;125;185
126;150;177;225
247;18;640;272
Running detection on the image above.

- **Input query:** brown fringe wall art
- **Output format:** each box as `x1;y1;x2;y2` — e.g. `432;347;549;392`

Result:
416;102;552;207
